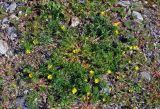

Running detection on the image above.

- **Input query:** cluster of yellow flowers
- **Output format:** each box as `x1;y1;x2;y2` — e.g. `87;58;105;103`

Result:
47;64;53;80
89;70;102;84
28;64;54;80
29;73;53;80
129;45;139;50
113;22;121;35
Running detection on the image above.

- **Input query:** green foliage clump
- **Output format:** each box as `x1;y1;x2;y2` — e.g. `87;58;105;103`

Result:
16;1;156;108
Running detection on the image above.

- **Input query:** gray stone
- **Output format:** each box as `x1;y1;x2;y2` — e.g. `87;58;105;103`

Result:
23;90;29;95
7;27;18;40
141;72;151;81
2;17;9;24
1;18;10;29
0;40;9;55
101;88;110;95
132;11;143;22
16;97;28;109
7;27;16;35
71;17;80;27
6;2;17;13
1;2;10;9
10;33;18;40
118;1;131;7
17;2;26;6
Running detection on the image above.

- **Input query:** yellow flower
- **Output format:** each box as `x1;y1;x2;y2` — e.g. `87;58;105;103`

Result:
133;106;137;109
129;88;133;93
100;11;105;16
115;30;119;35
102;98;106;102
21;40;24;43
29;73;33;78
72;87;77;94
135;66;139;71
116;76;120;80
94;78;100;84
84;78;88;82
109;87;112;92
114;22;121;27
72;48;81;54
26;49;31;54
128;60;132;64
33;39;39;45
60;25;66;31
89;70;94;77
133;45;138;50
47;74;53;80
107;70;112;74
122;51;125;55
87;92;91;96
48;64;53;69
129;46;133;50
17;106;21;109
